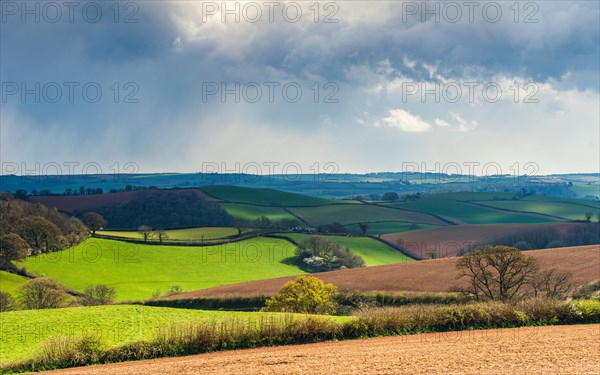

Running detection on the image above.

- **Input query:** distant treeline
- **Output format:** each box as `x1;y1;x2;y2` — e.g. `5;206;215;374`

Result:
0;193;88;269
15;184;161;198
86;190;233;229
489;224;600;251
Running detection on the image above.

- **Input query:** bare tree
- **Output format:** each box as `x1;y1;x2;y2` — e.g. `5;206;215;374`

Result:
137;225;152;242
0;233;30;270
17;216;62;253
456;245;538;301
0;291;18;312
154;229;168;244
531;269;573;299
359;223;369;235
233;219;245;236
83;212;107;235
82;284;117;305
584;212;593;222
18;278;68;309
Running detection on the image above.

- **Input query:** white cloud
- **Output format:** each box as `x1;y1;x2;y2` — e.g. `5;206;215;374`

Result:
375;109;432;133
403;56;417;70
450;112;479;132
434;118;450;127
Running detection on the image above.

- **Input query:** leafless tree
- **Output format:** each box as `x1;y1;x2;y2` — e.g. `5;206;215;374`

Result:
456;245;538;301
18;278;67;309
137;225;152;242
154;229;168;244
531;269;573;299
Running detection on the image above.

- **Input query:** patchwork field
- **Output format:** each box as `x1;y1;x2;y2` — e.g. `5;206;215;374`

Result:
288;204;445;227
17;238;303;301
383;196;556;224
281;233;413;266
47;324;600;375
0;305;349;364
381;222;578;258
473;200;600;221
97;227;244;241
177;245;600;298
0;271;29;295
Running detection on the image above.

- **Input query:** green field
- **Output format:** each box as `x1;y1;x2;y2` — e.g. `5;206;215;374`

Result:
384;197;555;224
0;305;351;363
17;238;305;301
97;227;244;241
0;271;29;295
288;204;444;226
473;200;600;221
202;185;356;206
221;203;298;222
282;233;413;265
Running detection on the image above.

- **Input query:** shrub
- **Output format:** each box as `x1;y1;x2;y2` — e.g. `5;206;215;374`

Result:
572;280;600;300
81;284;117;306
517;298;576;324
0;291;18;312
18;278;69;310
31;334;106;370
263;276;338;315
334;290;473;315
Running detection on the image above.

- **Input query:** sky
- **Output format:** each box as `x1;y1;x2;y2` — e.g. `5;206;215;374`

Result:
1;1;599;176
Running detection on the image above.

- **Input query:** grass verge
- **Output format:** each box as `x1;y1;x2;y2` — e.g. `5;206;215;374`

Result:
1;299;598;373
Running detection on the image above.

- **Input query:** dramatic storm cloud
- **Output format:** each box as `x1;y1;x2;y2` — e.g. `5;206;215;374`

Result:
1;1;598;175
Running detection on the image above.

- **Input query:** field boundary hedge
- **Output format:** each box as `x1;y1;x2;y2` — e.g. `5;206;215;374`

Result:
2;299;598;374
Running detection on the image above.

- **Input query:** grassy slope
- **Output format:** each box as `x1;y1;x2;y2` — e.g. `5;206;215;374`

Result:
0;305;351;363
17;238;305;301
97;227;243;241
288;205;444;226
0;271;29;295
202;185;356;206
282;233;413;266
221;203;298;222
473;200;600;221
384;197;554;224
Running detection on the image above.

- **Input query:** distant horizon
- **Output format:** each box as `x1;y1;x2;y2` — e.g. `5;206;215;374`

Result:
2;170;600;178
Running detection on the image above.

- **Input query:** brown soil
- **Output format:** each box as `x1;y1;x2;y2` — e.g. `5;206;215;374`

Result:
381;222;577;258
31;189;217;213
171;245;599;298
45;324;600;375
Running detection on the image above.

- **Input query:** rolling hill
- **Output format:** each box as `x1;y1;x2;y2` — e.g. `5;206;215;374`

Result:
172;245;600;298
380;222;580;258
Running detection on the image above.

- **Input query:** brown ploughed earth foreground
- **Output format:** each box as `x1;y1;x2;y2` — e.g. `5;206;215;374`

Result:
170;245;600;298
45;324;600;375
